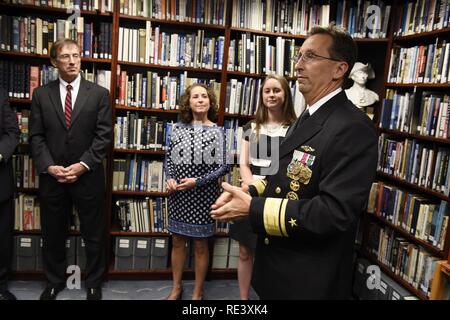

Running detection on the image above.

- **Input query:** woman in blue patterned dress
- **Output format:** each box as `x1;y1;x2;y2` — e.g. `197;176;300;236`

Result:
165;83;229;300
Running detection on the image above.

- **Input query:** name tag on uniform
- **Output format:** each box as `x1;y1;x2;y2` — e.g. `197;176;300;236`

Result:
250;158;272;168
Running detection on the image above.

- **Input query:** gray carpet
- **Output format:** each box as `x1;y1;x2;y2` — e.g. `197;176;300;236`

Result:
8;280;259;300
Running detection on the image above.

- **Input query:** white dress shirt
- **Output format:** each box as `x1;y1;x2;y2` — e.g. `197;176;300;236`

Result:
58;74;89;171
307;88;342;116
59;74;81;112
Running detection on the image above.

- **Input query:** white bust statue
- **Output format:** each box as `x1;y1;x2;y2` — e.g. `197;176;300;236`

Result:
345;62;379;108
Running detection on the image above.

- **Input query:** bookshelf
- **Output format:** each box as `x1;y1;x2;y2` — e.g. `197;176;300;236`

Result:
368;212;445;258
109;0;358;278
361;0;450;300
362;250;429;300
376;171;450;203
110;0;231;278
10;0;445;292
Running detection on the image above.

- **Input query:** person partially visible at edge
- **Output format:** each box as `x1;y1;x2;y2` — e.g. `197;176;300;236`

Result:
211;24;378;299
0;87;20;300
229;74;296;300
165;83;229;300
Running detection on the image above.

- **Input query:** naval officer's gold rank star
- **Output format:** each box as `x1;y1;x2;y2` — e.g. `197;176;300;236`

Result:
288;217;298;228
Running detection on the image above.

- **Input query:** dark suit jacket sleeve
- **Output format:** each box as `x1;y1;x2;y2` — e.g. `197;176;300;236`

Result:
0;88;20;162
249;120;378;239
29;89;56;173
78;88;112;169
248;179;267;197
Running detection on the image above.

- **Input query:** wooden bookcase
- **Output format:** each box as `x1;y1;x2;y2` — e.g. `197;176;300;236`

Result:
429;260;450;299
360;0;450;300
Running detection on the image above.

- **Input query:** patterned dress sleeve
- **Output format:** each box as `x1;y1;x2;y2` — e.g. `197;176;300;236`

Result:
196;126;230;187
164;123;177;180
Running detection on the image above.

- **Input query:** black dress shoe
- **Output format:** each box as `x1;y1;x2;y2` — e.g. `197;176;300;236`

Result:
86;287;102;300
0;290;17;300
39;285;65;300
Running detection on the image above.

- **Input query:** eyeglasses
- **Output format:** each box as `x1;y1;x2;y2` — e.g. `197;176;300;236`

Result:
291;51;342;64
57;53;81;61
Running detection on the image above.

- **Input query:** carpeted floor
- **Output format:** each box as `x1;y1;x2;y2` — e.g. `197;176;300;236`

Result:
8;279;259;300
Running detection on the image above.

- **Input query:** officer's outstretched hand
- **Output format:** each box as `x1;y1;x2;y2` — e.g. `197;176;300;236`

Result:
210;182;251;222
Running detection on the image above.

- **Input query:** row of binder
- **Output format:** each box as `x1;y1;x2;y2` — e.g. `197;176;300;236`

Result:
114;237;169;270
13;234;241;272
212;238;239;269
12;235;85;272
113;237;241;271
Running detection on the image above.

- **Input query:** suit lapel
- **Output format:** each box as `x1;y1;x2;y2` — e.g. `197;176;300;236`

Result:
48;81;66;129
70;78;90;126
279;91;347;159
279;118;322;159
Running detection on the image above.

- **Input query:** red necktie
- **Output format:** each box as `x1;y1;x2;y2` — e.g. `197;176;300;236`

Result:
65;84;72;128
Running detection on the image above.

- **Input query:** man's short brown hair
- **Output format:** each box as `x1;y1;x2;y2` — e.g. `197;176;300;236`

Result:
50;38;80;60
308;24;358;78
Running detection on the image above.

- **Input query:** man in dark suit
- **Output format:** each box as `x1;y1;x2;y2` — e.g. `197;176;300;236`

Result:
0;87;20;300
29;39;112;300
211;25;378;299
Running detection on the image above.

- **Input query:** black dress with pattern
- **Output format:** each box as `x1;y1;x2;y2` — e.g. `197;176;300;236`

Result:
229;121;289;249
164;123;229;238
